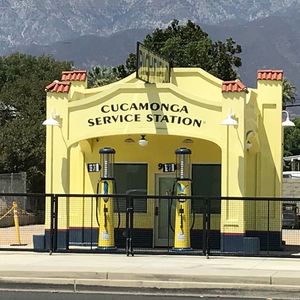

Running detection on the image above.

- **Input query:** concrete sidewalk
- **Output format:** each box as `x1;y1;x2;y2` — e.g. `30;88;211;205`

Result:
1;251;300;294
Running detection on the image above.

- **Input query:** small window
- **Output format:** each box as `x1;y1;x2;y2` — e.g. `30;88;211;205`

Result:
114;164;147;213
191;164;221;214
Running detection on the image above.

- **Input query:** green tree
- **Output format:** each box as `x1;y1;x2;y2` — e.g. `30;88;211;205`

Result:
0;53;72;192
284;117;300;157
282;78;298;158
282;78;296;108
88;66;119;87
88;54;137;87
88;20;242;85
118;19;242;80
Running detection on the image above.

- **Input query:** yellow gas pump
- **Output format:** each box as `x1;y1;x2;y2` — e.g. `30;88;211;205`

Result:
173;148;192;251
97;147;116;249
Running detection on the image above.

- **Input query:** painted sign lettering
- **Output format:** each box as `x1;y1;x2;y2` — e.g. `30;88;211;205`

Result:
87;101;202;128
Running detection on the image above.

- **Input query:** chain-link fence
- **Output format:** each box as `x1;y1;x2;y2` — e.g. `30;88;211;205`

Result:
0;173;26;214
0;192;45;250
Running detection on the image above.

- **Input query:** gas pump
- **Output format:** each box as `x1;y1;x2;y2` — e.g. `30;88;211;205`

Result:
97;147;116;249
173;148;192;250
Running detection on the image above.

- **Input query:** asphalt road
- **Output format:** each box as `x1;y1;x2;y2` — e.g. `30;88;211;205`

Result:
0;290;267;300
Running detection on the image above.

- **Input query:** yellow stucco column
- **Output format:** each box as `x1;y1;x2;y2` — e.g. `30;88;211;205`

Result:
44;92;70;249
254;70;283;250
220;85;247;252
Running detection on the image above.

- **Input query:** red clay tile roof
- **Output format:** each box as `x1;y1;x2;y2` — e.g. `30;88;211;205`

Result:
222;80;247;93
45;80;71;93
61;70;87;81
257;69;283;81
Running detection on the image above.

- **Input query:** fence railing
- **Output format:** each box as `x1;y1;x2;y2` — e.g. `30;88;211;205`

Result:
0;193;300;257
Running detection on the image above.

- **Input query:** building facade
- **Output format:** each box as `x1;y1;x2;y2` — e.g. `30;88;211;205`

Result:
42;68;283;252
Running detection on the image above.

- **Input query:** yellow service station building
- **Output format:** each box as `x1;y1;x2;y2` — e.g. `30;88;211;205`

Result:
42;66;283;252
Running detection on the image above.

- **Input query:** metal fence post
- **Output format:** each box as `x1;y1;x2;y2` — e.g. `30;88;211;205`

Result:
267;199;270;255
167;196;170;251
50;194;54;254
202;197;207;256
90;196;94;250
206;197;211;257
125;195;134;257
125;195;129;255
50;194;58;255
202;197;211;257
129;195;134;256
125;195;130;256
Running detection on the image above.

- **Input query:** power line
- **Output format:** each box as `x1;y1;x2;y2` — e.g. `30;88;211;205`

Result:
285;104;300;107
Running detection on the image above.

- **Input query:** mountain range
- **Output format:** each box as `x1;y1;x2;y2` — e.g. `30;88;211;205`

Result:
1;0;300;111
0;0;297;48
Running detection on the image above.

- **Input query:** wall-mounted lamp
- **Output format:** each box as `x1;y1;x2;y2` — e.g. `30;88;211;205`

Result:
138;135;148;146
245;130;260;153
43;112;60;126
182;138;193;144
282;110;295;127
221;112;238;126
124;137;135;143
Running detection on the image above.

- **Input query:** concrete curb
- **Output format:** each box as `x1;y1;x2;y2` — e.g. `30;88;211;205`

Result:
1;271;300;288
107;272;272;285
1;276;300;298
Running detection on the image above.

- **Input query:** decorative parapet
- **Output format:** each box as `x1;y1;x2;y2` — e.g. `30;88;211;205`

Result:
61;70;87;81
222;80;247;93
45;80;71;93
257;70;283;81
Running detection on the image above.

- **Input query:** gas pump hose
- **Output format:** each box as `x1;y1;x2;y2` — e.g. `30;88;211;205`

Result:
96;179;121;229
168;180;196;232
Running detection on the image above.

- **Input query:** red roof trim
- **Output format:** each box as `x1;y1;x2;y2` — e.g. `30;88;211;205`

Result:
257;69;283;81
45;80;71;93
61;70;87;81
222;80;247;93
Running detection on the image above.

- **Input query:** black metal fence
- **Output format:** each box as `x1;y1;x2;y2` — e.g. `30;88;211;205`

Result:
47;193;216;256
0;193;300;257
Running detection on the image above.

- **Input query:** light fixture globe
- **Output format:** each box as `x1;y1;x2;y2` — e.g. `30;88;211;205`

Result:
42;117;60;126
138;135;148;146
282;110;295;127
221;114;238;126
